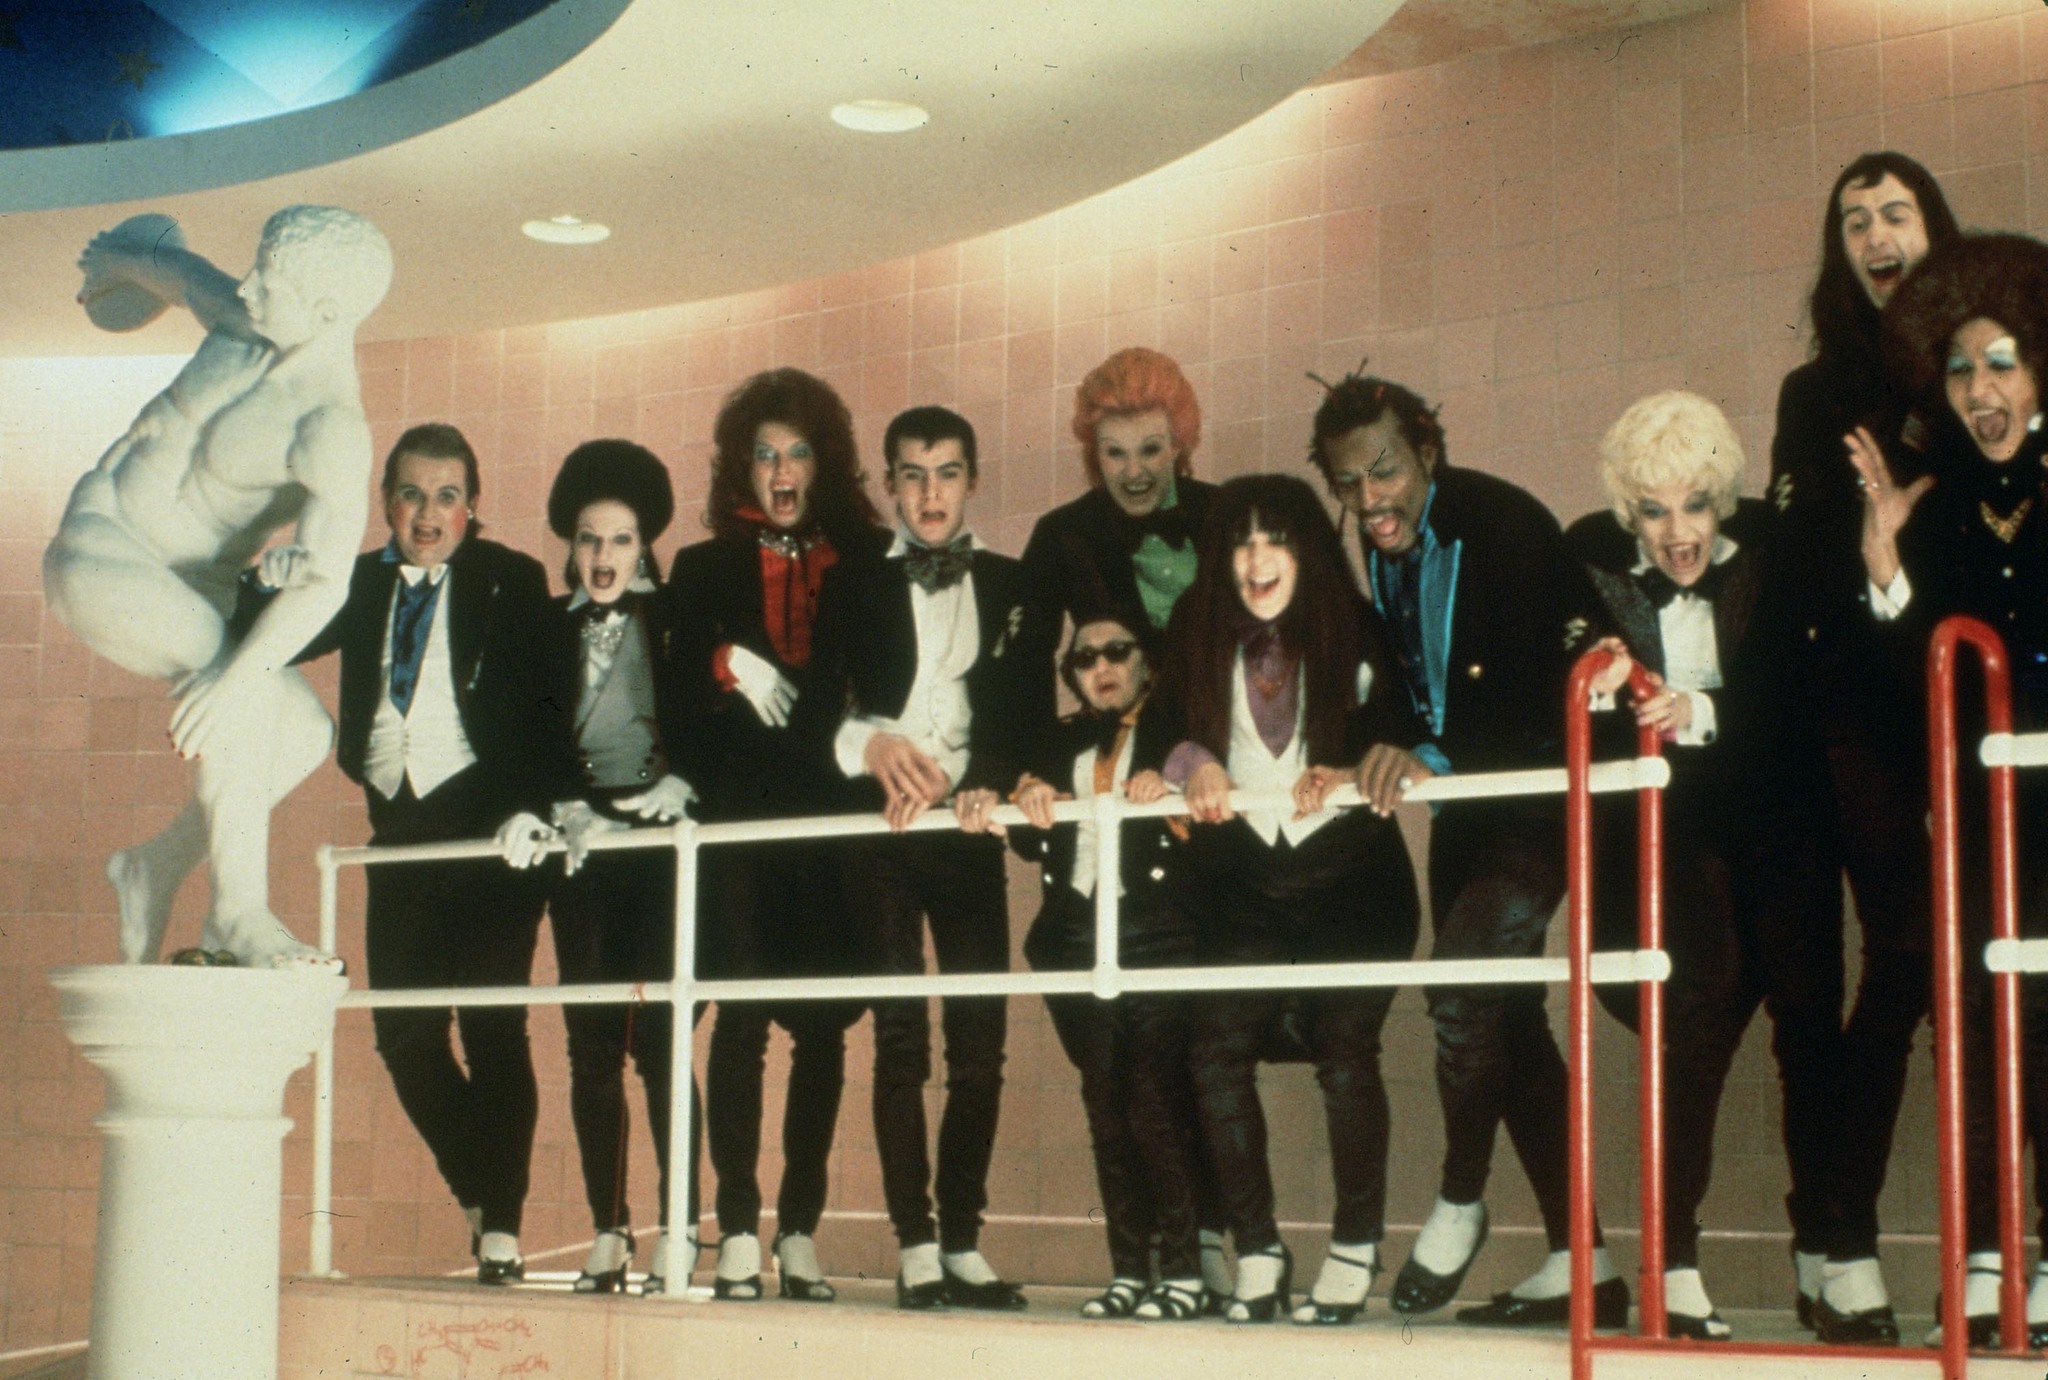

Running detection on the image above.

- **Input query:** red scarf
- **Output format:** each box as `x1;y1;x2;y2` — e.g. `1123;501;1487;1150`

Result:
739;506;837;670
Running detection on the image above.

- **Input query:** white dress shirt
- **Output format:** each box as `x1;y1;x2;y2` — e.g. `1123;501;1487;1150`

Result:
1632;535;1732;747
365;564;477;800
835;531;981;790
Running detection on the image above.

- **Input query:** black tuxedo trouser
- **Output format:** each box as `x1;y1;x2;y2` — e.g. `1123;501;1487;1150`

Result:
1958;766;2048;1253
1187;811;1420;1255
365;772;543;1237
1026;886;1220;1280
1593;788;1843;1266
1818;714;1934;1260
549;843;680;1232
1423;801;1576;1248
845;830;1010;1252
702;841;863;1238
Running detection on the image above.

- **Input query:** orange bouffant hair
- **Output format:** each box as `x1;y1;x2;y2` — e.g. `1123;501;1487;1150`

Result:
1070;347;1202;487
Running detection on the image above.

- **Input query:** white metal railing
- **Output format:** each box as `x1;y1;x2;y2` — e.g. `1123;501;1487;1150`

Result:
305;754;1673;1277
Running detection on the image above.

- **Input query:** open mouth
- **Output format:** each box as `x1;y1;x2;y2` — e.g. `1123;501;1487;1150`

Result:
589;566;617;590
1245;574;1282;603
1661;541;1703;579
1864;257;1903;297
769;485;802;521
1972;406;2013;448
1363;511;1405;548
410;524;442;551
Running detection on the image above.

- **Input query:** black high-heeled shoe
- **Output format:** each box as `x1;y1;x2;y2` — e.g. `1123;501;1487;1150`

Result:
774;1232;836;1302
1391;1206;1487;1316
1292;1247;1377;1326
574;1229;633;1295
1224;1245;1293;1324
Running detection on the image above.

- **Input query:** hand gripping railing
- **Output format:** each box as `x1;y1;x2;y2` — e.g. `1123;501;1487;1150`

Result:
301;750;1676;1283
1929;615;2026;1376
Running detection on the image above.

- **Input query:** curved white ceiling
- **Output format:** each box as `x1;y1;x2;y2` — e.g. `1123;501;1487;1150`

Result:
0;0;1400;357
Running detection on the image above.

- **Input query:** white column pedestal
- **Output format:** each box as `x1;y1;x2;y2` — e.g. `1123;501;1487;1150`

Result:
52;965;347;1380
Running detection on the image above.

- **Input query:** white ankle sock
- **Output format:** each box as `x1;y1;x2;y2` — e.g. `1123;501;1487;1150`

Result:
1794;1250;1826;1302
1200;1229;1234;1296
900;1242;942;1288
1411;1197;1486;1275
1236;1249;1284;1299
584;1230;631;1275
1664;1267;1714;1318
2028;1262;2048;1325
478;1231;520;1264
1964;1251;2002;1316
718;1232;761;1281
1820;1256;1889;1313
1312;1242;1378;1305
778;1233;823;1282
942;1248;998;1285
1510;1247;1616;1300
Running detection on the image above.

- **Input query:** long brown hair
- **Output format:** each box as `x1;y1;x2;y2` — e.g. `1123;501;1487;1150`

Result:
1164;474;1364;766
706;368;882;544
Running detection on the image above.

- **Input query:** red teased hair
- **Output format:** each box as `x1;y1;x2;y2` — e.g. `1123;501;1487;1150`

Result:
1070;347;1202;487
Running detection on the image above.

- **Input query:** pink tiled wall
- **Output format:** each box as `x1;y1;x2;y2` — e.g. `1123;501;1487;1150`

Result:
6;0;2048;1352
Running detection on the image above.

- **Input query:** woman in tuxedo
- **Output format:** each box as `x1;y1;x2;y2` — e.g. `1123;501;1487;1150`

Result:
1570;392;1841;1341
1159;474;1424;1325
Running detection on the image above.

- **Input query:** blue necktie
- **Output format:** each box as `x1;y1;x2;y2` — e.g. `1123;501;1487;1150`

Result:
388;574;443;715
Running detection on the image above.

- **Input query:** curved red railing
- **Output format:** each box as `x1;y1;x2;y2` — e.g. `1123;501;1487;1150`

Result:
1927;616;2023;1375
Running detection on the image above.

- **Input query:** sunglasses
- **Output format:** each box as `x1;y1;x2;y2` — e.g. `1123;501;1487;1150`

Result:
1065;639;1138;672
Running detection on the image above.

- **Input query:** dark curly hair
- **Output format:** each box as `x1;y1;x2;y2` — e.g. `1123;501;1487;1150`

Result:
1306;365;1447;484
1162;474;1366;767
705;368;882;544
1883;232;2048;413
1809;151;1960;373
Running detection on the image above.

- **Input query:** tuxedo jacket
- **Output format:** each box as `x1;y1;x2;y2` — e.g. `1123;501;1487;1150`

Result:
1018;480;1218;747
1565;499;1827;815
1361;464;1578;776
661;526;889;820
792;543;1033;812
258;536;578;820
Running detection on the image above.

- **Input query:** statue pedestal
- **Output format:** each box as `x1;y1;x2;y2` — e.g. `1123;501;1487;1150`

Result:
52;965;347;1380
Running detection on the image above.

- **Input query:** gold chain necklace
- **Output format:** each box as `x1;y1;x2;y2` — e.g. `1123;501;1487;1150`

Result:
1980;496;2033;544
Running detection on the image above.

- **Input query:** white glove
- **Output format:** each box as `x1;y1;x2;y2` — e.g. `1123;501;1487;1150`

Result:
551;800;627;876
727;644;798;728
257;543;313;591
494;811;557;869
617;774;697;821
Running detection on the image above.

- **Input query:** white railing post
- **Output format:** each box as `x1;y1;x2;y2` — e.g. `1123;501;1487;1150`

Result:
665;818;701;1264
309;844;339;1278
1090;789;1123;1000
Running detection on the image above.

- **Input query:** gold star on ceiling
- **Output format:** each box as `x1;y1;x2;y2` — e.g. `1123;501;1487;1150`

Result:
113;48;160;92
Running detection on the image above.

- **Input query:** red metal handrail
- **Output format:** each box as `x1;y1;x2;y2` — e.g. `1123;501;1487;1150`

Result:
1927;615;2023;1375
1566;646;1666;1377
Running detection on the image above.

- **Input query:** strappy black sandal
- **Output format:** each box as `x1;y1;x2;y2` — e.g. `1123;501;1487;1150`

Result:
1134;1280;1205;1321
1079;1278;1146;1319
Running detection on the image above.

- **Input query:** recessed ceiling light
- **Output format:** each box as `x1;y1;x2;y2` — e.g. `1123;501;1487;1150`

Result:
523;214;610;245
830;99;929;134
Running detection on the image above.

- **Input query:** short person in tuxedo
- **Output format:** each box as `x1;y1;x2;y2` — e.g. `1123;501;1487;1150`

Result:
794;405;1033;1310
1571;392;1843;1341
663;369;888;1302
964;604;1214;1321
497;440;698;1296
246;423;573;1284
1305;371;1626;1327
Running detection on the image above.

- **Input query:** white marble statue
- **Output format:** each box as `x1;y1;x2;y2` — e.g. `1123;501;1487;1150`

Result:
43;207;393;968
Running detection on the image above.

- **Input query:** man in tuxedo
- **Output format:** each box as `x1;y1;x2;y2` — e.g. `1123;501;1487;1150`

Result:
1310;372;1628;1327
248;423;573;1284
794;405;1032;1310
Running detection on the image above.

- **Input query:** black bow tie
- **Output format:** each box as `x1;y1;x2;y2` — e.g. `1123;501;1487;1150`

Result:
576;593;638;624
1636;561;1721;609
902;537;973;592
1119;503;1193;553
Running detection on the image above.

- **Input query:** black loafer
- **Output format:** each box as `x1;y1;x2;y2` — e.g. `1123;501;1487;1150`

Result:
941;1268;1027;1311
896;1274;949;1310
1390;1211;1488;1316
1457;1275;1630;1329
1812;1295;1899;1346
